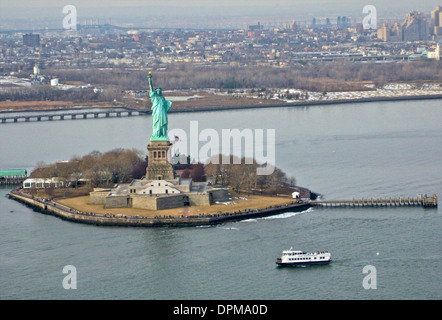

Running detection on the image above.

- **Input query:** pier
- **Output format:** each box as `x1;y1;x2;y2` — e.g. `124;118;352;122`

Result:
310;194;438;208
0;169;27;185
0;108;142;124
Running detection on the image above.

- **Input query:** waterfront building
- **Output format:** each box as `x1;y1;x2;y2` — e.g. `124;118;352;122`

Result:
22;177;64;188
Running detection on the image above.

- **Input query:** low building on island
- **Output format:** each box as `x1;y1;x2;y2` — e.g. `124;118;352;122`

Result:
23;177;64;188
89;177;230;211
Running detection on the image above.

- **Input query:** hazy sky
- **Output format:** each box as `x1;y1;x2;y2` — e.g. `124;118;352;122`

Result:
0;0;437;9
0;0;438;29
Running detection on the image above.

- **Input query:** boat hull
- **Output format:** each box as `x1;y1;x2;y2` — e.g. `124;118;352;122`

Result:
276;260;332;266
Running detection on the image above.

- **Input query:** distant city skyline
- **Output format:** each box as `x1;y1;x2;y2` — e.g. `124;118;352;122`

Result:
0;0;437;9
0;0;439;30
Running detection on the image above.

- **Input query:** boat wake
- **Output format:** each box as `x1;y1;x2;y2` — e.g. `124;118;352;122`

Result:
240;218;258;223
258;207;313;220
217;226;240;230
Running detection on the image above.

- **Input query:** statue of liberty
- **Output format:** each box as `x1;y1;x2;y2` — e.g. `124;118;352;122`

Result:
147;72;172;141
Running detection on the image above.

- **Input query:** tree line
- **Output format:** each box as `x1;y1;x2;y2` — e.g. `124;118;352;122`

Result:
29;149;295;195
43;60;442;92
0;85;121;102
31;148;145;187
5;60;439;103
204;154;296;194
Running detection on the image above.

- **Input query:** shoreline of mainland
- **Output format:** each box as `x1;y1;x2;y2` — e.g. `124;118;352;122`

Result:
1;93;441;116
8;189;312;228
163;93;442;114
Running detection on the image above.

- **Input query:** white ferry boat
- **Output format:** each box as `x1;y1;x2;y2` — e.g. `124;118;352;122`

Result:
276;248;331;266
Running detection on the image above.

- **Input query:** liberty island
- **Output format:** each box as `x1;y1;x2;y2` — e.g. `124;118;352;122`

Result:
7;71;311;226
5;73;437;229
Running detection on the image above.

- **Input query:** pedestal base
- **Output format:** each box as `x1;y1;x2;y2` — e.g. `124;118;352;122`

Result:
146;140;174;180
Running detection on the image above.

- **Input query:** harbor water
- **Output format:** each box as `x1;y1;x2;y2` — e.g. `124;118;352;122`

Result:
0;99;441;299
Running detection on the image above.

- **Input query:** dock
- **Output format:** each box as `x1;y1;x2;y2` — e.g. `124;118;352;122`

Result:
0;169;27;185
310;194;438;208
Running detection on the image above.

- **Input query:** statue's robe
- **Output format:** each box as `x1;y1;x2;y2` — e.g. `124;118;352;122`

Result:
150;91;172;139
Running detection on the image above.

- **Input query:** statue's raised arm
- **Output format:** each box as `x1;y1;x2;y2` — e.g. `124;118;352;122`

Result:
147;71;154;92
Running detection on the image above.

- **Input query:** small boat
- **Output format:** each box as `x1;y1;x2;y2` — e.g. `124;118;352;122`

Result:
276;247;331;266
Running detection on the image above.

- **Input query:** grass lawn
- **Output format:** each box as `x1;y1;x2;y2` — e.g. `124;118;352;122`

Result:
58;194;294;218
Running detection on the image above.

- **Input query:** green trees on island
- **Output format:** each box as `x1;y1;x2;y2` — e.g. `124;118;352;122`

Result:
31;148;145;187
204;154;296;194
30;150;295;195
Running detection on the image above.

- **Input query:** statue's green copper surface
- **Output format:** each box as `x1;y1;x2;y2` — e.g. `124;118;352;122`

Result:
148;72;172;141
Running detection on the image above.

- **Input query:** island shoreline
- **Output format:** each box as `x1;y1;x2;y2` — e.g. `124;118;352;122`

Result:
8;190;312;228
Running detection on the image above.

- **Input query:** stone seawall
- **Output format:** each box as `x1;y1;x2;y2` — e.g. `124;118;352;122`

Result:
8;191;311;228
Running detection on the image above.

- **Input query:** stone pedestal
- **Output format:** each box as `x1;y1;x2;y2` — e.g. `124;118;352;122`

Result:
146;140;175;180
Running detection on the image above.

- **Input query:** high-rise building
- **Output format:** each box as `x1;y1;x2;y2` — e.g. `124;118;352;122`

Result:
439;11;442;35
401;11;428;41
430;5;442;35
247;22;263;37
284;20;298;32
377;23;402;42
23;34;40;47
431;6;441;27
377;11;428;42
247;22;263;31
